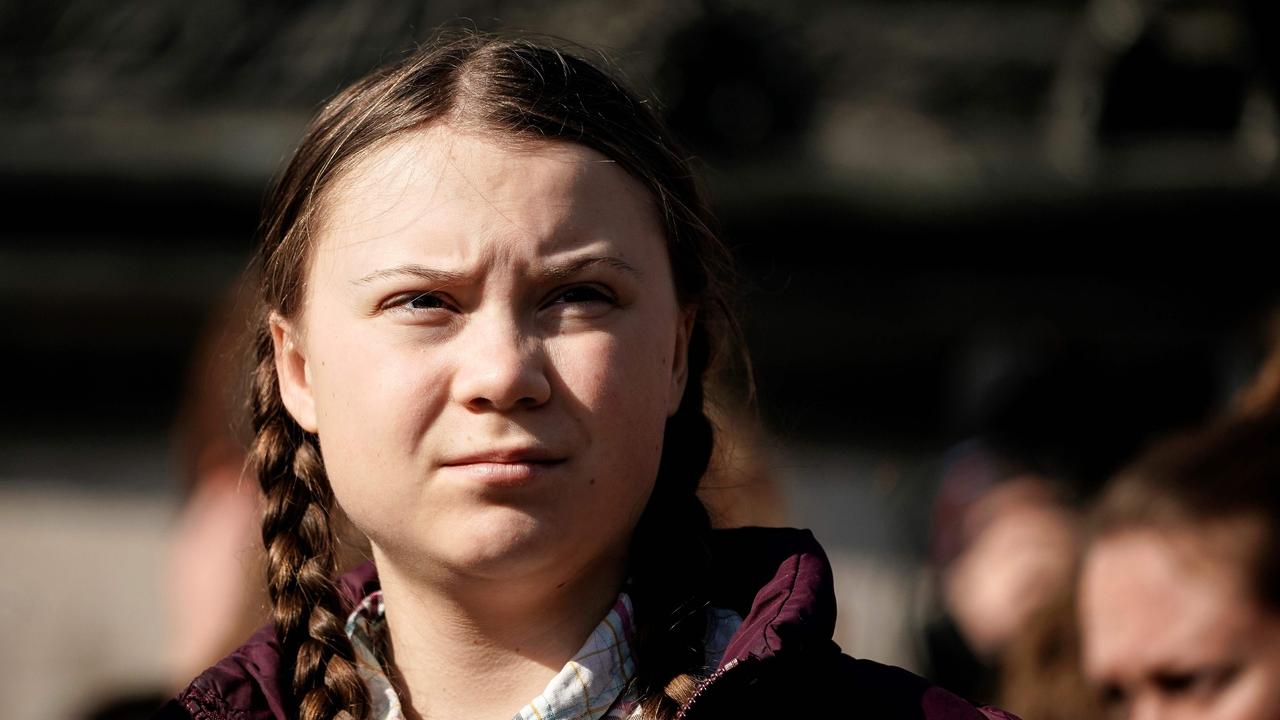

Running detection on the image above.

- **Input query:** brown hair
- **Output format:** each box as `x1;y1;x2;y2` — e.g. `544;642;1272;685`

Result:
249;32;737;720
1236;314;1280;418
998;584;1101;720
1090;410;1280;613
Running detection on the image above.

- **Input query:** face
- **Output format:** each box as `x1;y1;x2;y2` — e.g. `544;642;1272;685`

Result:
271;126;693;588
1079;527;1280;720
944;476;1079;657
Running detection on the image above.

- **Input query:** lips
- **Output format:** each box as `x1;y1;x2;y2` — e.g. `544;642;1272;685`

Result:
441;447;566;466
440;448;567;487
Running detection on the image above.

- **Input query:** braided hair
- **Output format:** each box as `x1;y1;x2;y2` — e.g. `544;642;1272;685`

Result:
247;32;740;720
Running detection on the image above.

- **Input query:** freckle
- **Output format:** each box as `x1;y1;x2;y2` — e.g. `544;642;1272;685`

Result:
589;478;596;485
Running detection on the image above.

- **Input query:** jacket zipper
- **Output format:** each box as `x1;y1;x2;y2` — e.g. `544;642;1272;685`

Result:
674;657;740;720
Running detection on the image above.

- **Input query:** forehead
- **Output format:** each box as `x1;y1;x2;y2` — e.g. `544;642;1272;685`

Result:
309;125;664;277
1079;529;1258;682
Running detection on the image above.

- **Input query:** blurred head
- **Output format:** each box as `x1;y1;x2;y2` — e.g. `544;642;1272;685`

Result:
1079;415;1280;720
942;474;1080;659
247;33;737;720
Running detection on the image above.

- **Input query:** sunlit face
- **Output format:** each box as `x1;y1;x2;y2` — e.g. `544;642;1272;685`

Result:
1079;526;1280;720
271;126;693;588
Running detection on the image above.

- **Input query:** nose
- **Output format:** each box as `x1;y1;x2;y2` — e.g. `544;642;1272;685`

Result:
450;314;551;412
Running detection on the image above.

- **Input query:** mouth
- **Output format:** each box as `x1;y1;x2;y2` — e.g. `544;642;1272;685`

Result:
442;447;566;465
440;449;567;486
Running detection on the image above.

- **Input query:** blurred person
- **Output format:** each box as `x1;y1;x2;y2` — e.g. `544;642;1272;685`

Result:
998;585;1101;720
71;291;267;720
940;469;1080;663
997;319;1280;720
1078;407;1280;720
931;451;1101;720
699;404;788;529
166;285;266;688
923;353;1204;703
157;32;1016;720
927;443;1083;703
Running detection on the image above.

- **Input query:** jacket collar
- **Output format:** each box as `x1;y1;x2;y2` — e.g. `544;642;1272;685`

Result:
704;527;838;667
338;526;837;670
177;527;836;720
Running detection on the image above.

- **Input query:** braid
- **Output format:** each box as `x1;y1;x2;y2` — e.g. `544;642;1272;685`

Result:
629;323;718;719
250;326;371;720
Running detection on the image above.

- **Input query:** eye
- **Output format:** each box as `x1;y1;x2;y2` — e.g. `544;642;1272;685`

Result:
538;284;617;323
1155;673;1196;695
383;291;455;318
1154;664;1240;699
406;292;449;310
1097;683;1127;710
545;284;615;308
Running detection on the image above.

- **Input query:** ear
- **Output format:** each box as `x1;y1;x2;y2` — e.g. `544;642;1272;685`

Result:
667;307;697;416
270;312;319;433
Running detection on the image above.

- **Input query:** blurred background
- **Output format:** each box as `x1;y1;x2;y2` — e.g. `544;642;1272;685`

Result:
2;1;1278;718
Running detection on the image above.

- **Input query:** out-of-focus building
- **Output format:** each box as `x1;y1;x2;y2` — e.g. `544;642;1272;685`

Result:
2;2;1278;719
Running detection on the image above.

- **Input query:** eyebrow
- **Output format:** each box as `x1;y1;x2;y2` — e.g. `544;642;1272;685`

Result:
353;255;642;286
540;256;642;282
354;264;467;287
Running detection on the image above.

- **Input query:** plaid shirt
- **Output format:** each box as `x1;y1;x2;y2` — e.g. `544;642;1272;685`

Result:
346;591;741;720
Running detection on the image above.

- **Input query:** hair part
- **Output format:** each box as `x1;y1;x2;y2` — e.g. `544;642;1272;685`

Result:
248;31;740;720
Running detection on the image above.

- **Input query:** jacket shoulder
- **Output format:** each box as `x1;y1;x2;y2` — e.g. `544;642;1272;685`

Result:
157;624;289;720
826;654;1019;719
681;643;1019;719
157;563;379;720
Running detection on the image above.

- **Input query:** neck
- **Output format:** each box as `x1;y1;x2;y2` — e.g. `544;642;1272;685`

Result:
371;548;627;720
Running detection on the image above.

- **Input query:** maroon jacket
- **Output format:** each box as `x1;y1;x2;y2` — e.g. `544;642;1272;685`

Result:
158;527;1017;719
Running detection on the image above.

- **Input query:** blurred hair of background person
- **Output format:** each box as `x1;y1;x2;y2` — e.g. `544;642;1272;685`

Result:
1077;344;1280;720
1234;312;1280;419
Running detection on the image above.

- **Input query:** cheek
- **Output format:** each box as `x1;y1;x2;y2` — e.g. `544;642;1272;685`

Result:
305;325;448;514
1219;625;1280;720
554;325;674;433
549;327;673;506
311;315;448;421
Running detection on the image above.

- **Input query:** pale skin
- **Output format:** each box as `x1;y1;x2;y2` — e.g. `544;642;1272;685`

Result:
1079;525;1280;720
271;126;694;719
943;476;1079;658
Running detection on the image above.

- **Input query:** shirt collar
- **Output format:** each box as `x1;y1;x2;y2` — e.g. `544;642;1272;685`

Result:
346;591;644;720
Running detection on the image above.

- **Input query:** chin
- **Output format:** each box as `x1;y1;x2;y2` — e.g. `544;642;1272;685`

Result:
430;506;580;580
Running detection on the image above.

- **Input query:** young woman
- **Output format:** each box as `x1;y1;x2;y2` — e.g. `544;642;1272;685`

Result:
159;33;1015;720
1078;409;1280;720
